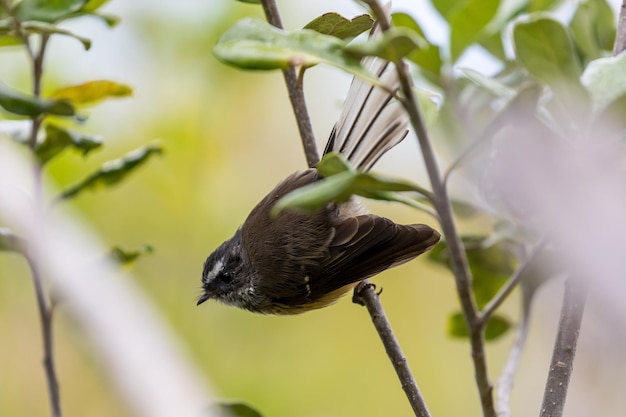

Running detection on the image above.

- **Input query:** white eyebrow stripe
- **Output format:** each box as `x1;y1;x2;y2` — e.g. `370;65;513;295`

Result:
205;258;224;283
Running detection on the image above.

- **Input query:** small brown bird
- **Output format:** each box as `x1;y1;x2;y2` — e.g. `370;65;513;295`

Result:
197;55;440;314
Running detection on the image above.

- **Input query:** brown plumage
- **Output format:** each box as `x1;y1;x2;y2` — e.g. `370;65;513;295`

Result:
198;53;440;314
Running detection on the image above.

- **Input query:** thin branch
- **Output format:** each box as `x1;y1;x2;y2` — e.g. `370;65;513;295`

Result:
496;306;530;417
260;0;320;168
539;279;586;417
613;1;626;55
361;1;494;416
26;255;61;417
480;240;547;323
12;16;63;417
258;1;429;415
353;282;432;417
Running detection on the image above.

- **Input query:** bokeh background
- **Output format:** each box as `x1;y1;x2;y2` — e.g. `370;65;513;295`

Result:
1;1;625;416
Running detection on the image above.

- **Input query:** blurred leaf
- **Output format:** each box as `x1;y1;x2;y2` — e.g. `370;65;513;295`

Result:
429;235;516;308
110;245;153;265
0;83;75;117
345;27;425;63
212;402;264;417
213;18;381;87
81;0;111;11
58;144;162;200
272;168;421;217
316;152;353;177
234;0;261;3
431;0;458;19
392;12;442;77
448;0;500;62
304;13;372;40
570;0;615;62
448;311;511;341
14;0;88;23
461;68;516;99
21;21;91;49
513;16;581;88
581;53;626;114
590;91;626;136
478;31;506;62
50;80;132;106
0;228;25;254
529;0;566;11
36;123;102;164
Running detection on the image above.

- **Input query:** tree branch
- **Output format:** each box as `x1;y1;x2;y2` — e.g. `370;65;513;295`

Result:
496;302;530;417
353;282;432;417
260;0;320;168
258;1;430;415
613;1;626;55
361;1;494;416
539;279;586;417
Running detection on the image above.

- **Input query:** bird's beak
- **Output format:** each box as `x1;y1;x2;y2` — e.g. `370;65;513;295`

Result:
196;292;210;306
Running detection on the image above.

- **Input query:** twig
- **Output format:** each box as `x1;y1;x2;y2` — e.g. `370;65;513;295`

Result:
9;12;63;416
260;0;320;167
480;240;547;323
613;1;626;55
361;1;495;416
258;1;429;415
353;282;432;417
496;306;530;417
539;279;586;417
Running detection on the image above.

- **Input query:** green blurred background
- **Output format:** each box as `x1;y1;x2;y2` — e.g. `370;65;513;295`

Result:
0;1;608;416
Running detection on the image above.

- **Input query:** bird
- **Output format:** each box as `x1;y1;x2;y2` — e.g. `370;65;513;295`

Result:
197;50;440;315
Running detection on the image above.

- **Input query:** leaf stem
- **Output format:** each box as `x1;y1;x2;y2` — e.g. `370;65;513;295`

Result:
361;1;495;416
260;0;320;168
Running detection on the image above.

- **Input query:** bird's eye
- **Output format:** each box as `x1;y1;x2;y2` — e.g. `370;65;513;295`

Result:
221;271;234;283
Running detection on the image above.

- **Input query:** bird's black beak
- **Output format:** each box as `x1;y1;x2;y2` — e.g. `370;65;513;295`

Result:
196;292;210;306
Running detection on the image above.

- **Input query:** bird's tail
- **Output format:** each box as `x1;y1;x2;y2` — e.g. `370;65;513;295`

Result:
323;54;409;171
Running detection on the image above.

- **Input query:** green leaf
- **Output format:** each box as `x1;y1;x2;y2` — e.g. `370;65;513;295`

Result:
448;0;500;62
581;53;626;115
513;16;582;89
304;13;373;40
81;0;111;12
14;0;88;23
345;27;425;63
429;236;516;308
478;31;507;62
0;83;75;117
461;68;517;99
431;0;458;19
58;144;162;200
234;0;261;3
36;123;102;164
211;402;263;417
0;228;26;253
21;21;91;49
529;0;566;11
316;152;353;177
50;80;132;106
110;245;153;265
271;168;421;217
213;18;381;87
391;12;442;77
570;0;616;62
448;311;511;341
